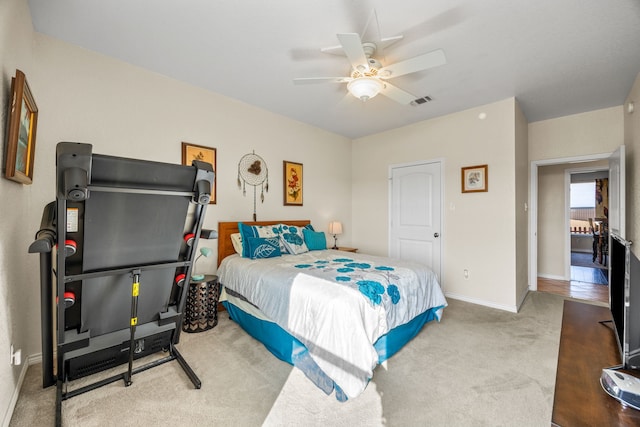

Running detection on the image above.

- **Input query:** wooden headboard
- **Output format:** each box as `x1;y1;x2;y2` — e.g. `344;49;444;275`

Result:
217;220;311;266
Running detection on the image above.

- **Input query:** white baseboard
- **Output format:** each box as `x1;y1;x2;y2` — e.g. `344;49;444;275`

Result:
537;272;568;281
27;353;42;366
445;292;518;313
1;354;39;427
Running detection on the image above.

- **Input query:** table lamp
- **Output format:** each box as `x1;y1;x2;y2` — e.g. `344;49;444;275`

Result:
191;247;212;281
328;221;343;250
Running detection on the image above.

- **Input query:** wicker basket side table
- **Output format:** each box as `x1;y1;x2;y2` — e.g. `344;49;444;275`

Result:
182;274;220;333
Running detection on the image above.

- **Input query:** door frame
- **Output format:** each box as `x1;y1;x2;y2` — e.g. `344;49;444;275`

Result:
529;153;610;290
388;158;445;287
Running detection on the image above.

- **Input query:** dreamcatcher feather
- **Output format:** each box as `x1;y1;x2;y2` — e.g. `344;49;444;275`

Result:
237;151;269;220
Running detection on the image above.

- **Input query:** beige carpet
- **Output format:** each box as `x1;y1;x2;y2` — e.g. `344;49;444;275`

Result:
10;291;565;427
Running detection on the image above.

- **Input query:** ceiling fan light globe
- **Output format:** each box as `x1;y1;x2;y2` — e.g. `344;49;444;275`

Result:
347;77;383;102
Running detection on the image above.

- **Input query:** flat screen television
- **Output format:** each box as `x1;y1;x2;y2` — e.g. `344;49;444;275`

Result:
609;233;640;369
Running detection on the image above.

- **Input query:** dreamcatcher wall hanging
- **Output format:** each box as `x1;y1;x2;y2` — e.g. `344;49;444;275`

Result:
237;151;269;220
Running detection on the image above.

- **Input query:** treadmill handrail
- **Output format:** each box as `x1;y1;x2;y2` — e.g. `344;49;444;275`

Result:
63;260;193;282
88;185;195;198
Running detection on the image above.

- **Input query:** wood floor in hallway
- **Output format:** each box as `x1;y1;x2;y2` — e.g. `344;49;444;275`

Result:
537;276;608;304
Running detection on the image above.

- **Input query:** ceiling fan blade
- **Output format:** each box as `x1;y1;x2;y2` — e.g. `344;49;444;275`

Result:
377;35;404;52
380;82;417;105
360;9;379;44
361;9;404;53
337;33;370;72
378;49;446;79
293;77;351;85
319;44;346;56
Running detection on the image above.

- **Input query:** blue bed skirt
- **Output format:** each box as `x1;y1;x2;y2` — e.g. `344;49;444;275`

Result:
222;300;443;400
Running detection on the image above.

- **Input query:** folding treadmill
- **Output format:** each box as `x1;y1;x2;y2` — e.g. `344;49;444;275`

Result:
29;142;214;426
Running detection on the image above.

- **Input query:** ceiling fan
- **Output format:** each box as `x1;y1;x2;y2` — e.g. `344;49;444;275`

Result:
293;31;446;105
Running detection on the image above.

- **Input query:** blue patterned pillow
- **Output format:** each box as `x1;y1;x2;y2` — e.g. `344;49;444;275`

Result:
303;229;326;251
238;222;281;258
246;237;281;259
279;224;309;255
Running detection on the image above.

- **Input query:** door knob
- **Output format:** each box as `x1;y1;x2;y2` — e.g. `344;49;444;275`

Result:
434;233;440;238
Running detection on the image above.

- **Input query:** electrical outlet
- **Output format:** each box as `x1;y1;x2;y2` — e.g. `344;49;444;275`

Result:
464;269;470;279
10;345;22;366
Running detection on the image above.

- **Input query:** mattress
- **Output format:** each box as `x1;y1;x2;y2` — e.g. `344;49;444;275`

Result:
217;249;447;400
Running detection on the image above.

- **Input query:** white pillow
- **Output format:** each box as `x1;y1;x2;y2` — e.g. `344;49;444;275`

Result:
278;224;309;255
230;233;243;255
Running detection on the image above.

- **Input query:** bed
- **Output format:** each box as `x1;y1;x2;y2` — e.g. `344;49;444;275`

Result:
216;220;447;401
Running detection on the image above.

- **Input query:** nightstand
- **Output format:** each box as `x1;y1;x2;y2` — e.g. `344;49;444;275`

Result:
337;247;358;253
183;274;220;333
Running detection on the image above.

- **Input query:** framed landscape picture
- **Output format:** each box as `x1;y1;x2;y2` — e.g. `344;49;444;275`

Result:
4;70;38;184
283;160;303;206
461;164;488;193
182;142;217;204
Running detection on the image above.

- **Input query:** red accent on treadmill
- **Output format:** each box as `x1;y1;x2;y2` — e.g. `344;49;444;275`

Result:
174;273;186;287
56;291;76;307
55;240;77;257
183;233;195;247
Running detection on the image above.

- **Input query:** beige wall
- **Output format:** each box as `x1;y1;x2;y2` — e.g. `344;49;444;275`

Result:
514;101;529;304
624;72;640;247
529;106;624;161
537;164;569;279
0;0;35;423
353;98;520;310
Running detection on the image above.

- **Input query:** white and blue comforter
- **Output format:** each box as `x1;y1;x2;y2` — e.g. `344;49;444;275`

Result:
217;249;447;399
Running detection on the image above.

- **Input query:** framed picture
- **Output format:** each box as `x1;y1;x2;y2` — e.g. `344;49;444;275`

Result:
4;70;38;184
182;142;217;204
461;164;488;193
283;160;303;206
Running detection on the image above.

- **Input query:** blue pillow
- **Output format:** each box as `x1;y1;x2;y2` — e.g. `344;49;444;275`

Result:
303;229;326;251
238;222;281;258
246;237;281;259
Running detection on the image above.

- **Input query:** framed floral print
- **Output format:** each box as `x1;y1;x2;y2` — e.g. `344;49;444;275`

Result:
461;164;488;193
283;160;303;206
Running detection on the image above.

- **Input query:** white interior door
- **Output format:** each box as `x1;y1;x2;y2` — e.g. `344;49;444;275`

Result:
389;161;442;280
608;145;626;238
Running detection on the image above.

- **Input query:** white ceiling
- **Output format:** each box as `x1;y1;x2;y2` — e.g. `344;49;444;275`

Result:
27;0;640;139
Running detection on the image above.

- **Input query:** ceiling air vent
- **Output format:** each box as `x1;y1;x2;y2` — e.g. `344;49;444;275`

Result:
411;96;433;106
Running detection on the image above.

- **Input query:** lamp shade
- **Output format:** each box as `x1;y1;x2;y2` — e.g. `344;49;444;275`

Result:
347;77;383;102
328;221;343;235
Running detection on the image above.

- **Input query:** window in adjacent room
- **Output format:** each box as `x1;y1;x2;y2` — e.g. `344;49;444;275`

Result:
570;182;595;233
